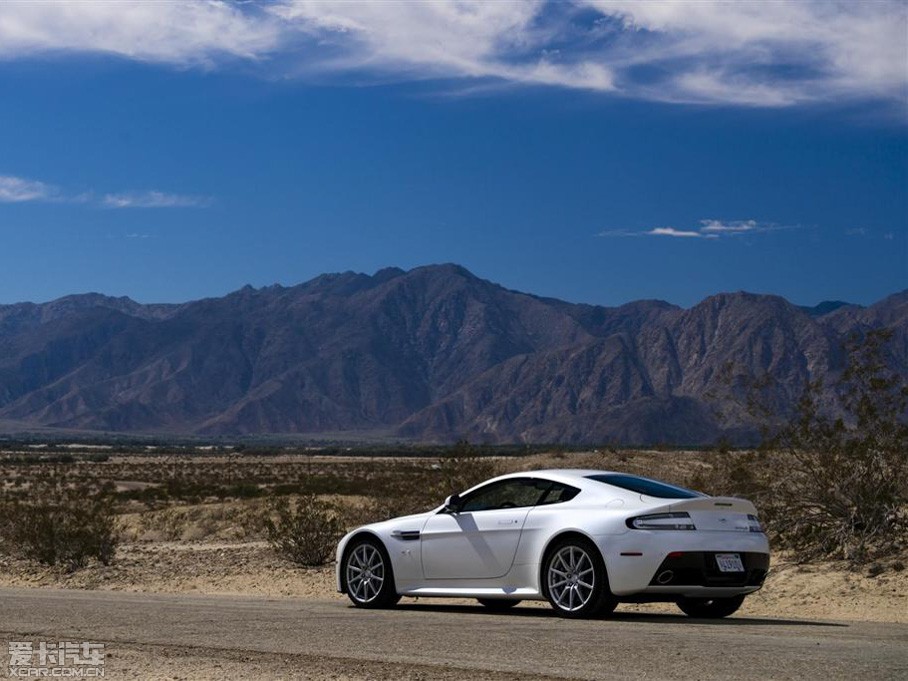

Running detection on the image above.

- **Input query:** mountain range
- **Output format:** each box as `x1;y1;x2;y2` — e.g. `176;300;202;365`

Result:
1;264;905;445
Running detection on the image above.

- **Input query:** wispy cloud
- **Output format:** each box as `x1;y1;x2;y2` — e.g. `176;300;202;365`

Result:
0;1;279;66
102;191;211;209
588;1;907;107
845;228;901;241
0;175;57;203
0;173;210;209
699;220;759;234
0;1;903;108
600;219;789;240
271;1;616;92
647;227;713;239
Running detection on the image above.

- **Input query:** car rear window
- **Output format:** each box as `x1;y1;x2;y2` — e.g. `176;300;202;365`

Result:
537;482;580;506
586;474;703;499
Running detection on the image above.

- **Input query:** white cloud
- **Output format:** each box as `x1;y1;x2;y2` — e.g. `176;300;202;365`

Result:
0;1;280;66
0;1;903;107
0;173;209;209
596;228;638;237
699;219;759;234
587;0;908;106
647;227;711;239
601;219;785;240
102;191;211;209
0;175;56;203
271;1;616;91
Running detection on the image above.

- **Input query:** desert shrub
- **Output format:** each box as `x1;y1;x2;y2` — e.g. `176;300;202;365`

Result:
130;506;187;542
263;494;344;566
0;490;119;571
687;450;769;503
133;501;270;542
694;330;908;564
766;331;907;562
0;501;15;546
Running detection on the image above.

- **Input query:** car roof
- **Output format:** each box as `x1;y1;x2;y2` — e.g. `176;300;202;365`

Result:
484;468;621;490
456;468;704;504
483;468;709;500
496;468;618;480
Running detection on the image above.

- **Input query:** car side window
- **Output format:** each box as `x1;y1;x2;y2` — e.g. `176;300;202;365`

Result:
459;478;547;512
537;483;580;506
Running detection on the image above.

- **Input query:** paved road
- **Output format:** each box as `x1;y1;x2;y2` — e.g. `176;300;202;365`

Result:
1;588;906;680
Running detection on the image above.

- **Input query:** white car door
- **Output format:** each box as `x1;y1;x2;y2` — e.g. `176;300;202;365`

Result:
420;478;549;580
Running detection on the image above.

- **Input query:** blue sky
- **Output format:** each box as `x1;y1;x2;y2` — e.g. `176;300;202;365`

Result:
0;1;905;308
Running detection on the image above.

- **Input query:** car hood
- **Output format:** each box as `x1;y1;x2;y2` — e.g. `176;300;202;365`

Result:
361;510;436;534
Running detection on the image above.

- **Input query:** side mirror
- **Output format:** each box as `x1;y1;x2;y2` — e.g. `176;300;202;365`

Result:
443;494;462;514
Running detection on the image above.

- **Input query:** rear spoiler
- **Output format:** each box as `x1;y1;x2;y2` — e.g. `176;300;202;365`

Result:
665;496;758;515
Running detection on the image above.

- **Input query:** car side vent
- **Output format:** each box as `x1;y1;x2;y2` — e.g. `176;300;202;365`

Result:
391;530;421;541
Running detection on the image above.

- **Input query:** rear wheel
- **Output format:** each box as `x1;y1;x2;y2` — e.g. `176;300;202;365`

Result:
343;538;400;609
676;595;745;618
477;598;521;611
543;537;617;619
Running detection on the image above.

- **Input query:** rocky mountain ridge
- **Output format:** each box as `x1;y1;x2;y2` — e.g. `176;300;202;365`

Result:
0;264;904;444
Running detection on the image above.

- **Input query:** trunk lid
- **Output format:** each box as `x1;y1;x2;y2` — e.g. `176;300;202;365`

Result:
662;496;758;532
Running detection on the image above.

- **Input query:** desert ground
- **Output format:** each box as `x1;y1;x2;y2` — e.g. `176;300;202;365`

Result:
1;447;906;678
1;447;905;622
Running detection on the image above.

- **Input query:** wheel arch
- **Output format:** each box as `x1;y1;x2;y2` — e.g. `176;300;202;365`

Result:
338;530;391;595
538;529;610;599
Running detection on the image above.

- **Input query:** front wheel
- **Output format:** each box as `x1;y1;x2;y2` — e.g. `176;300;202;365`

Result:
343;538;400;609
543;538;617;619
676;595;745;618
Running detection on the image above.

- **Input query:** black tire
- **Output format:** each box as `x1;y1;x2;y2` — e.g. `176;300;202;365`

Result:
676;595;745;619
477;598;521;611
542;537;617;619
343;537;401;609
595;595;618;618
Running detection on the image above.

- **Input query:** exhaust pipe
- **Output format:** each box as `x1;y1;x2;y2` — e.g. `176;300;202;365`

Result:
656;569;674;585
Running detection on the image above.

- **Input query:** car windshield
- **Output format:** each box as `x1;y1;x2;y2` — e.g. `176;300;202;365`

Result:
586;473;703;499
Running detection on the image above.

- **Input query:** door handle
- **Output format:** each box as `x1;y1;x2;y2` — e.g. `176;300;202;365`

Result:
497;519;519;525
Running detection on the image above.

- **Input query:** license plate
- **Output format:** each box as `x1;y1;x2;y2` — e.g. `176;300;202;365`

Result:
715;553;745;572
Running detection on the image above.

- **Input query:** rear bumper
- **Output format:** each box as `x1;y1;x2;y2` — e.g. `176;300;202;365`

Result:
648;551;769;589
597;530;770;596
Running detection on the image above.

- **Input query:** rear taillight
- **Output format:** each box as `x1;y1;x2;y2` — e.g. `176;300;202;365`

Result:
626;512;696;531
747;514;764;533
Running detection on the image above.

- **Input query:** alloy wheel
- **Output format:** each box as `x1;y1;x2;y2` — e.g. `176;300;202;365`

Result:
547;545;596;612
346;542;385;604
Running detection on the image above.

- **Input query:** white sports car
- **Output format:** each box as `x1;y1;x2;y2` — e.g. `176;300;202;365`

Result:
336;469;770;618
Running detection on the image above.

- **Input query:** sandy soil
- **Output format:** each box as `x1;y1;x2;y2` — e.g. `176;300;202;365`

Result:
1;541;905;623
